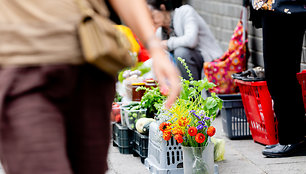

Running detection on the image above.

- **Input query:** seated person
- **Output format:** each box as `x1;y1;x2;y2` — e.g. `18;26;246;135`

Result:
147;0;223;80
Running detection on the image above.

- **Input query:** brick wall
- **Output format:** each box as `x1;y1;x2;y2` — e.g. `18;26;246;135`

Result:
187;0;306;69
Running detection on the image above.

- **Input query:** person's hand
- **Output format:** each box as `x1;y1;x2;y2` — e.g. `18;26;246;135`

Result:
161;40;168;50
149;46;181;109
108;0;180;108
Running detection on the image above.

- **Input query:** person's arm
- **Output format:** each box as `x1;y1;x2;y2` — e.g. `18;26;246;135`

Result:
108;0;181;108
167;5;199;51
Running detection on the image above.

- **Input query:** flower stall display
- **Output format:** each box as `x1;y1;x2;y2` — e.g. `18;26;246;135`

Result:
159;58;223;174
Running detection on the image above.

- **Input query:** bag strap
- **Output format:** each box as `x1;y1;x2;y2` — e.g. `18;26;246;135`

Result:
75;0;109;17
240;7;248;43
242;6;248;43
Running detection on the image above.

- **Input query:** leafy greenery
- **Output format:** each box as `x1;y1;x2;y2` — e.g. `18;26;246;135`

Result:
177;57;222;120
114;92;123;102
178;57;216;100
136;86;166;118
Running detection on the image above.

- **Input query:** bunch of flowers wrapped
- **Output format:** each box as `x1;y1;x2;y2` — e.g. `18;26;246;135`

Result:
158;57;222;147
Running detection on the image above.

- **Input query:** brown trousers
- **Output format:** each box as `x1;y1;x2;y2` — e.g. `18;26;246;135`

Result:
0;64;115;174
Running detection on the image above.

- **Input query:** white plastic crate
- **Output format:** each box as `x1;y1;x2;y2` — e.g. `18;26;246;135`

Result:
144;122;184;174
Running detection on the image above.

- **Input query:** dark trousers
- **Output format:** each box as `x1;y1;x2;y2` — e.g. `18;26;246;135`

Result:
174;47;204;80
262;12;306;144
0;64;115;174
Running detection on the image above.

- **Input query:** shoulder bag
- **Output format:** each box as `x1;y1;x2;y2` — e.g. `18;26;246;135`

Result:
76;0;136;77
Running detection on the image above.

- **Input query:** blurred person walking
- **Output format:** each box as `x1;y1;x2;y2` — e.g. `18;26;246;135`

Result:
0;0;181;173
250;0;306;157
147;0;223;80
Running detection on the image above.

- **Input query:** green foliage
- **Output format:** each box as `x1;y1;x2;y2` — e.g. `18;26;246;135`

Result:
177;57;216;101
114;92;123;102
137;86;166;118
176;57;222;120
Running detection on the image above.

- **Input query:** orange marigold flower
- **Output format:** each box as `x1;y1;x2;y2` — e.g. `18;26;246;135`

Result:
159;122;169;132
174;134;184;144
172;128;184;135
178;119;184;126
195;133;206;144
188;127;197;136
207;126;216;137
178;117;189;126
163;132;172;141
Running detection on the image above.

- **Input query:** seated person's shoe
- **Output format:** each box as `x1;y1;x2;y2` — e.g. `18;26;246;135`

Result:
262;140;306;158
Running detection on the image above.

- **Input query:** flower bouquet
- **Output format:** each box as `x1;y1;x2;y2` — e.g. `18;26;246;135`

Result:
159;57;223;174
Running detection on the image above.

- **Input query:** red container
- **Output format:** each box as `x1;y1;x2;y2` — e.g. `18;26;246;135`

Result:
296;69;306;111
235;80;279;145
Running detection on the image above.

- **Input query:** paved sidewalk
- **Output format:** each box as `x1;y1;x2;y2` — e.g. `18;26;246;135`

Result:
0;115;305;174
107;115;306;174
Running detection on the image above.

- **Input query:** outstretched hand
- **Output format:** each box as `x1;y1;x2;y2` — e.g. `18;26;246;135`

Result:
150;47;181;109
108;0;181;108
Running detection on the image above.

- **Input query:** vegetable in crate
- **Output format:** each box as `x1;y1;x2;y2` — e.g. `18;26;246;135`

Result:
136;118;155;134
136;86;166;118
114;92;123;103
124;102;147;130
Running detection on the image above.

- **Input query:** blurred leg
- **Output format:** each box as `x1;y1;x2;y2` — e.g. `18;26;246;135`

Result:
0;67;73;174
64;65;116;174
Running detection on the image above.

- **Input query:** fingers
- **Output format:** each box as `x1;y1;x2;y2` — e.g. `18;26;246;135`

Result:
154;65;169;95
164;67;181;109
150;49;181;109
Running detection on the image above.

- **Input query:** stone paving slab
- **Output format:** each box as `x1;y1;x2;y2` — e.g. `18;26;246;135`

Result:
106;145;150;174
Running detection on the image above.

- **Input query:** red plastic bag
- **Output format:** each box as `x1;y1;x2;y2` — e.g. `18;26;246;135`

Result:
134;34;150;62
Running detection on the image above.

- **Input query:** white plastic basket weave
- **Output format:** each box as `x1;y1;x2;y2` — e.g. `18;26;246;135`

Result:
144;121;184;174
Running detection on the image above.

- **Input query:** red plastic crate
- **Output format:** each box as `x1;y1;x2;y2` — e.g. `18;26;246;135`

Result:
296;69;306;111
235;80;279;145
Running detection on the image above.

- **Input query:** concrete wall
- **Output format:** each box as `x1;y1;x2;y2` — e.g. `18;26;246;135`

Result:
187;0;306;69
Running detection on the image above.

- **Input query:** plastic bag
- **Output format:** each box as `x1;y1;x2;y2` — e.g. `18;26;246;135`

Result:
211;137;225;162
115;25;140;54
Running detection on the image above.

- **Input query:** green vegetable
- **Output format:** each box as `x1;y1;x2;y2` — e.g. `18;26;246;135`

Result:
138;86;166;118
114;92;122;102
132;113;137;118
